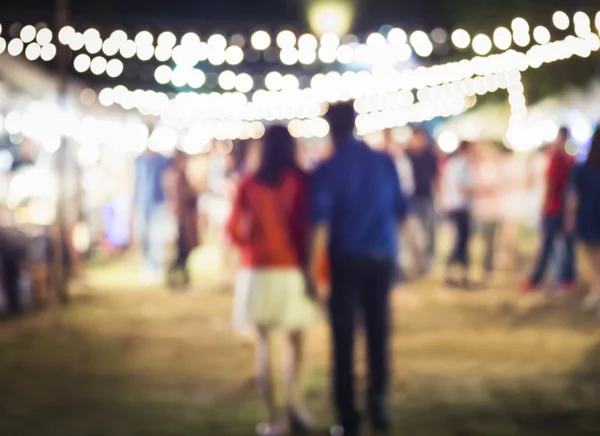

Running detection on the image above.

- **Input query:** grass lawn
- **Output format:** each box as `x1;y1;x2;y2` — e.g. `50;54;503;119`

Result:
1;247;600;436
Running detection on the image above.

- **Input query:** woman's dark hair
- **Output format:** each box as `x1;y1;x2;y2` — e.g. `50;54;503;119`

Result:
255;124;298;185
587;126;600;170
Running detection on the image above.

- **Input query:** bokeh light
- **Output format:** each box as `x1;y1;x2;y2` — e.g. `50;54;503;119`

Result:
8;38;24;56
251;30;271;50
74;53;91;72
451;29;471;49
410;31;433;57
276;30;296;48
472;34;492;55
493;27;512;50
308;1;353;36
36;28;53;46
553;11;570;30
533;26;551;45
438;131;459;153
20;25;36;43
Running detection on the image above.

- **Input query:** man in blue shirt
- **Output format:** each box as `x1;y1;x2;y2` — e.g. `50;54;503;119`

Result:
309;102;408;436
134;145;173;284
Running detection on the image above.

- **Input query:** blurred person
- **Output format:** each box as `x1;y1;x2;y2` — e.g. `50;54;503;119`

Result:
472;145;502;287
310;103;408;436
383;128;420;280
442;141;476;288
522;127;576;292
524;145;551;230
565;128;600;313
497;147;527;269
227;125;320;436
10;139;36;172
133;136;173;285
406;127;439;271
165;151;199;289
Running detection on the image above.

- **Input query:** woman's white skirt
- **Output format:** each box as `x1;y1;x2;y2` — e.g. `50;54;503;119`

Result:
232;268;321;332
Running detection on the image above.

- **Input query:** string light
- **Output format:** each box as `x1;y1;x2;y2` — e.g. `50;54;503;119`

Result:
410;31;433;56
36;28;53;46
188;69;206;89
218;70;237;90
106;58;124;77
8;39;24;56
20;25;36;43
298;33;318;51
472;34;493;55
533;26;551;45
388;28;407;45
280;47;299;65
251;30;271;50
493;27;512;50
225;45;244;65
452;29;471;49
154;65;172;84
553;11;570;30
73;53;91;72
90;56;108;75
157;31;177;47
119;40;136;58
58;26;75;44
276;30;296;49
25;42;41;61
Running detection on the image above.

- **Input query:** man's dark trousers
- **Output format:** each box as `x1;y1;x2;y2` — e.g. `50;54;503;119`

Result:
329;254;395;433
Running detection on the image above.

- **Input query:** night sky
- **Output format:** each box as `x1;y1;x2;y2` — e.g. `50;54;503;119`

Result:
1;0;595;33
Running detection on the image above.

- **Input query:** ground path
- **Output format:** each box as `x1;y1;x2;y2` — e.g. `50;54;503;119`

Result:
1;256;600;436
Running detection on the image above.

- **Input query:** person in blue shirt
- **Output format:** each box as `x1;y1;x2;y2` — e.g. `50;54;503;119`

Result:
565;127;600;314
133;144;173;284
309;102;408;436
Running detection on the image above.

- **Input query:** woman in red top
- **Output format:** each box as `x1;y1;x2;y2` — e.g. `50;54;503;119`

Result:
227;125;319;436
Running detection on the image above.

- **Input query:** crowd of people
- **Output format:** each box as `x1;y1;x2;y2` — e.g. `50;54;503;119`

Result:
127;103;600;436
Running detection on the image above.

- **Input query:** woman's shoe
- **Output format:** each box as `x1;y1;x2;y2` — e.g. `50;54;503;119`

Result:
287;405;315;434
256;420;287;436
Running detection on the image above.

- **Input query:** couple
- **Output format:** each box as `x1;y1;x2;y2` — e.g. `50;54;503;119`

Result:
227;103;409;436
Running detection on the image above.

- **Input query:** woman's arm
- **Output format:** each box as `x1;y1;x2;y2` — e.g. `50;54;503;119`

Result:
225;181;248;246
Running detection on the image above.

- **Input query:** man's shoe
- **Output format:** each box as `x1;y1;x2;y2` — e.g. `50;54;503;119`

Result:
330;424;362;436
368;397;390;432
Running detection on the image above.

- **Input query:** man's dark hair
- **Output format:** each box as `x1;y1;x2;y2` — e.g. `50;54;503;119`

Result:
325;102;356;141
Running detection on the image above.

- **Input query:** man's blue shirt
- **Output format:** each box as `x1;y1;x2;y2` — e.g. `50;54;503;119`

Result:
134;153;172;214
311;137;408;258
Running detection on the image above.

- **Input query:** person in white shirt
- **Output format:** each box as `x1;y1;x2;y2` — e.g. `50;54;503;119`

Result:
442;141;476;288
472;146;502;287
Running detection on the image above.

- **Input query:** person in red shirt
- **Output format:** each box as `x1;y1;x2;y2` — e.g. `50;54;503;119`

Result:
227;125;320;436
523;127;576;291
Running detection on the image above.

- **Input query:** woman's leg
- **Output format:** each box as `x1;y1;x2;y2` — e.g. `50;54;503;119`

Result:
445;212;461;283
256;327;279;426
284;330;314;429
